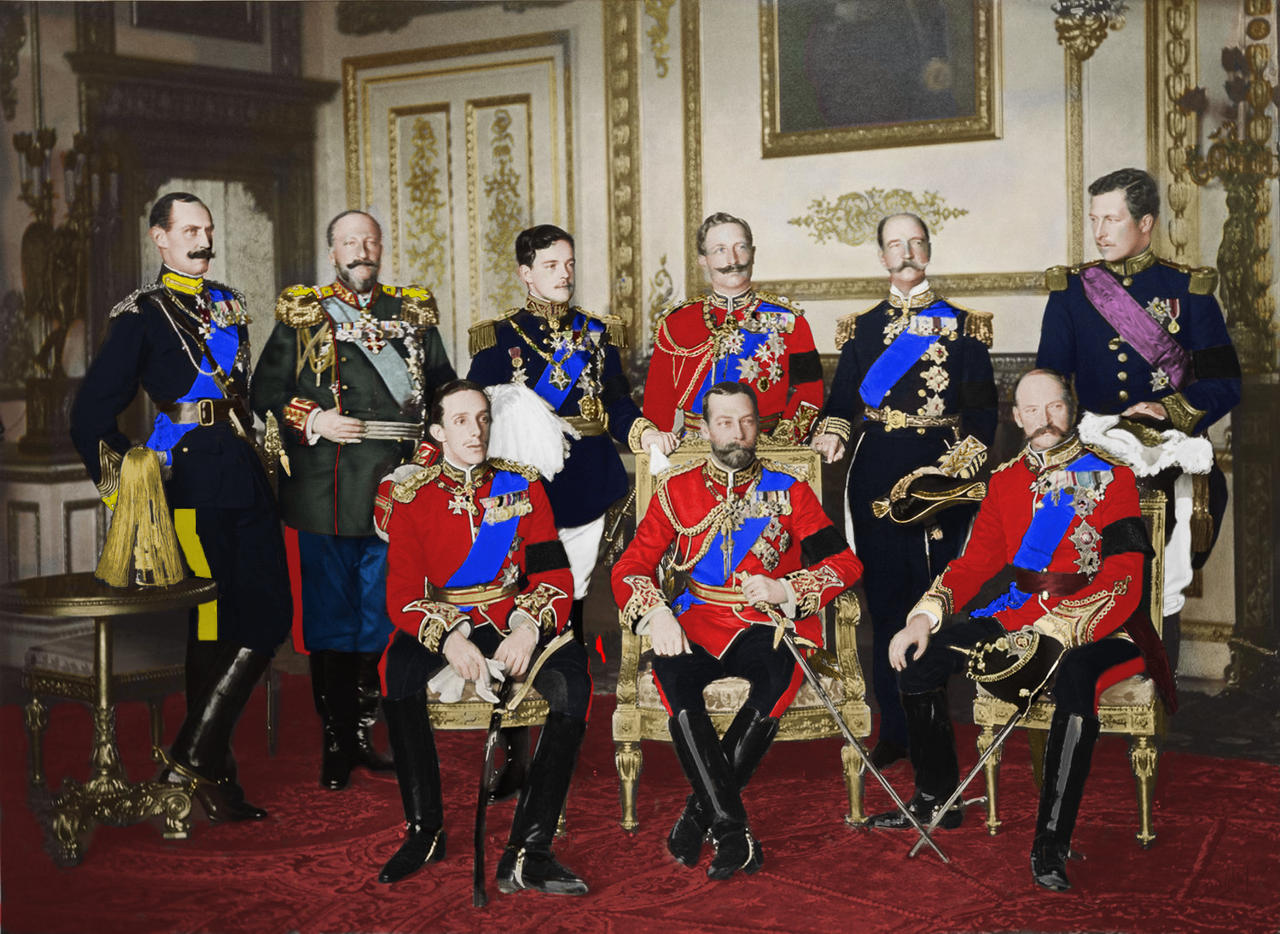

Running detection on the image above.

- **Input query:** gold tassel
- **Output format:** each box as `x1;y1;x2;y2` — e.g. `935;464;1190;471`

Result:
95;447;188;588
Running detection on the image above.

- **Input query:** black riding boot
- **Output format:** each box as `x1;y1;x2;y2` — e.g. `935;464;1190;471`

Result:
668;705;779;866
489;726;530;803
312;651;359;790
496;713;589;895
668;710;763;880
1031;708;1100;892
568;598;586;646
868;687;963;830
165;646;271;822
353;652;395;771
184;635;225;717
377;692;446;884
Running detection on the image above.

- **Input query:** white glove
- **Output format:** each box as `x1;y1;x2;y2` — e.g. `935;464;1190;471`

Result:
428;657;507;703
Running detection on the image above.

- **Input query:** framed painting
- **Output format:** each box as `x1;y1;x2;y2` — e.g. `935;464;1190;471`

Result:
760;0;1001;156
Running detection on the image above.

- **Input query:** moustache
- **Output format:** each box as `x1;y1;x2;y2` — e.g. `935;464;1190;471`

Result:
892;259;925;273
187;248;215;260
346;259;378;270
714;263;751;275
1030;424;1061;439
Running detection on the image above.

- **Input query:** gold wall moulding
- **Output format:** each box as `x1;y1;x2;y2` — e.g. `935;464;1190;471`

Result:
389;102;454;304
644;0;677;78
790;188;969;249
1145;0;1199;264
754;271;1045;303
681;0;703;295
466;96;534;318
759;0;1002;157
605;0;643;342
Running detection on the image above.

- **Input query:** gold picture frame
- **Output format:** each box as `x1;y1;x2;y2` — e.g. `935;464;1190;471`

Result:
759;0;1002;157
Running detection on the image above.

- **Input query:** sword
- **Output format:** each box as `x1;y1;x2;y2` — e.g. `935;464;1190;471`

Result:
473;674;516;908
777;627;949;863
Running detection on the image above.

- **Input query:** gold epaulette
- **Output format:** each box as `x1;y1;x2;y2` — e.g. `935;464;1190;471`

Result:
1044;265;1070;292
392;464;441;504
834;304;879;350
110;286;151;318
490;457;542;482
574;306;628;349
469;319;498;355
1188;266;1217;295
396;285;440;327
275;284;326;327
959;307;994;348
754;290;805;316
991;452;1025;476
655;458;703;487
760;457;810;483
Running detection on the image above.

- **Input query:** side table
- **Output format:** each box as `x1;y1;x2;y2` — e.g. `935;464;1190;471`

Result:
0;572;217;865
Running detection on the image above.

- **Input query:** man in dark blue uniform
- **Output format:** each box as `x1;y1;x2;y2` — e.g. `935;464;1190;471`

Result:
70;191;292;823
252;210;455;791
1037;167;1240;663
467;224;677;645
811;213;997;768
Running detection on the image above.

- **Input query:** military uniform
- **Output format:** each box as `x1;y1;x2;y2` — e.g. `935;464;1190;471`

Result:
815;283;996;751
251;277;455;788
467;295;642;638
878;433;1174;892
69;266;291;821
611;455;860;878
1037;248;1240;629
640;290;824;442
376;456;590;891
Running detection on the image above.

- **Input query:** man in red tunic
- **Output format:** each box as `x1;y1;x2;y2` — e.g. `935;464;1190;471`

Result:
636;213;825;446
613;383;862;880
376;380;590;895
874;369;1175;892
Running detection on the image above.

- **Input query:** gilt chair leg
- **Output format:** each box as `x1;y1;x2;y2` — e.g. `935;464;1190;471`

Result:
977;723;1002;835
615;741;642;831
841;743;865;826
23;696;48;789
1130;735;1159;848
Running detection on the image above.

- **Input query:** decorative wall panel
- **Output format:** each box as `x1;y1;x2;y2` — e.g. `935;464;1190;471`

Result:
343;33;573;366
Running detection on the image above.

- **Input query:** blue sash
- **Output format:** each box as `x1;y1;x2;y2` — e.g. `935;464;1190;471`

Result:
532;313;603;412
973;452;1111;618
446;471;528;602
671;468;794;616
858;300;954;407
145;317;240;463
690;328;771;416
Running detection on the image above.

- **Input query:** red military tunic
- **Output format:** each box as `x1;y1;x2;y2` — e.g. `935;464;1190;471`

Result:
914;435;1145;657
612;457;862;657
640;291;824;443
384;457;573;652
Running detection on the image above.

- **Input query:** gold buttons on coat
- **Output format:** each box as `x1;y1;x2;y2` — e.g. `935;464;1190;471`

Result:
1118;390;1129;401
1117;372;1128;382
1117;353;1128;362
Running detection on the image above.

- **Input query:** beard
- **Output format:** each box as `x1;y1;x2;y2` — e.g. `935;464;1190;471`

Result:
711;440;756;470
337;259;379;294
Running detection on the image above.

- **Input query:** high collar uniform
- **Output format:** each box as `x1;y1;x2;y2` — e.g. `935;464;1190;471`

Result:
642;289;824;441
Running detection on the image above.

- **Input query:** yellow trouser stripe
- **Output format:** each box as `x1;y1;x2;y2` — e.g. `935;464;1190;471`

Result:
174;508;218;640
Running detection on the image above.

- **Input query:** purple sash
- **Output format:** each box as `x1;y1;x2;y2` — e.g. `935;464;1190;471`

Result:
1079;266;1192;390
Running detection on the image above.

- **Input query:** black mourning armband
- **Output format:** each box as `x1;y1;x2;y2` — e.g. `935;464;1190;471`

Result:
800;525;850;565
525;539;571;574
1191;344;1241;381
1100;516;1155;560
788;350;823;385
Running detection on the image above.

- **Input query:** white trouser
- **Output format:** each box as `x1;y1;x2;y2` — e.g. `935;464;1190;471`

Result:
1163;472;1195;617
558;516;605;601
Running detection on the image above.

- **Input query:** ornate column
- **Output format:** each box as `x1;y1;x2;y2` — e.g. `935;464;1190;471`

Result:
1053;1;1127;266
1146;0;1200;263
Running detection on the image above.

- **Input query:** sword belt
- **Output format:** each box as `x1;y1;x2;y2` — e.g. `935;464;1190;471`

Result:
360;420;424;441
864;406;960;432
157;398;241;427
427;582;519;607
1012;567;1090;598
687;579;745;607
562;415;608;437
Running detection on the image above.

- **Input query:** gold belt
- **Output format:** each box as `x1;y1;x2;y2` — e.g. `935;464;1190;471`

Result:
687;579;745;607
681;411;781;435
562;415;608;437
864;406;960;432
427;581;518;607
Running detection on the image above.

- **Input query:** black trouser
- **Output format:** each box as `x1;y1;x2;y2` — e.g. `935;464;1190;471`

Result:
898;616;1143;716
652;626;801;718
382;628;591;721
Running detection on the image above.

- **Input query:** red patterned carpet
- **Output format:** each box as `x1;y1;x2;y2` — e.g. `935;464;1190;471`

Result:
2;673;1277;934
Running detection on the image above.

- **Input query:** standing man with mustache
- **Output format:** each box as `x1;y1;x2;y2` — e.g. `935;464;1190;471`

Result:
1037;168;1240;670
71;191;293;822
811;213;997;770
252;210;455;791
636;213;825;445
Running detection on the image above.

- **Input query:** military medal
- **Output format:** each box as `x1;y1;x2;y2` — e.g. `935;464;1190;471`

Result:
578;394;601;421
548;363;571;391
448;492;477;516
1151;367;1171;391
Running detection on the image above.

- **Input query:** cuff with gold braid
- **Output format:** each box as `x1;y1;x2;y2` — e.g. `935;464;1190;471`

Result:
814;415;852;444
283;397;321;438
621;575;667;632
402;599;474;653
627;416;660;453
779;565;845;618
512;582;570;633
911;578;954;634
1159;391;1208;435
